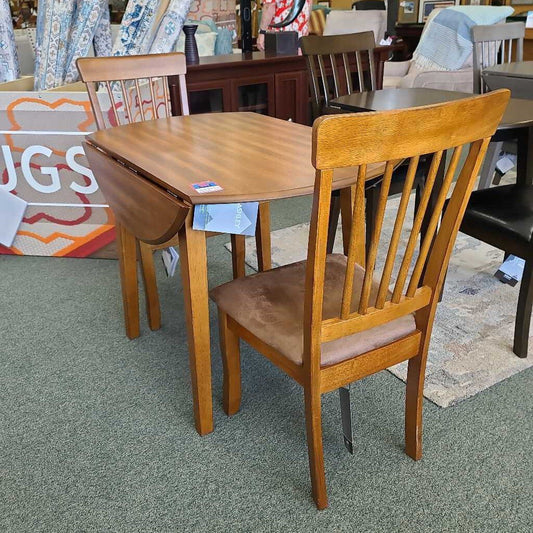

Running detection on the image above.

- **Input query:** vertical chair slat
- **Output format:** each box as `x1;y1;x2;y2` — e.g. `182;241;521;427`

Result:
105;82;121;126
329;54;340;98
120;80;133;123
162;75;171;117
307;56;321;112
340;166;367;319
134;79;146;121
179;74;189;115
368;50;376;90
317;55;329;106
342;53;353;94
375;156;420;308
406;146;463;297
392;150;444;303
86;82;106;129
358;160;395;314
149;77;158;119
355;51;364;91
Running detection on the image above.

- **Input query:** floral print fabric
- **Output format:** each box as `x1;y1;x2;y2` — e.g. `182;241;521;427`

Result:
0;0;19;82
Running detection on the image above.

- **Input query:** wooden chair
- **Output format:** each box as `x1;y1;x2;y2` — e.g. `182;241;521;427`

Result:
472;22;525;189
301;32;425;253
301;32;378;122
210;90;510;509
77;53;271;339
473;22;524;95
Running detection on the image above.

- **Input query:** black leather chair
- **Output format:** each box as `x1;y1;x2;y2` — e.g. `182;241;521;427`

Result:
459;183;533;358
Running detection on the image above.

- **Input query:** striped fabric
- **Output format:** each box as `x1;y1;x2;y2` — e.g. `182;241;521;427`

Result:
413;6;513;72
0;0;19;82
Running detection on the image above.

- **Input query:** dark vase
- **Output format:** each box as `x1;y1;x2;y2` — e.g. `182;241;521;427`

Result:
183;24;199;65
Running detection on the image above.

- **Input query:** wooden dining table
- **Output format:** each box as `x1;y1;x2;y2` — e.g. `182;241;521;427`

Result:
83;112;387;436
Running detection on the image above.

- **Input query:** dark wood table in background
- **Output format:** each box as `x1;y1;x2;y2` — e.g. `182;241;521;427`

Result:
483;61;533;100
331;88;533;185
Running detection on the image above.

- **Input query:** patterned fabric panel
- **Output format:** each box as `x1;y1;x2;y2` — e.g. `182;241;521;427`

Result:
148;0;194;55
93;4;113;58
0;0;19;82
112;0;160;56
64;0;107;84
34;0;77;90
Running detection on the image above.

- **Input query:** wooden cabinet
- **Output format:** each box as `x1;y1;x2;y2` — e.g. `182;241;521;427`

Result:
182;52;309;124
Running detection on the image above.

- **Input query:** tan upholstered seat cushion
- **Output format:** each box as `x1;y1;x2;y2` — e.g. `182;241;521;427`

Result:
210;254;417;367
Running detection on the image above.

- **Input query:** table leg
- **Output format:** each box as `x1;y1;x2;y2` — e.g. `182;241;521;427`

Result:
178;211;214;436
230;235;246;279
116;222;140;340
516;126;533;186
256;201;272;271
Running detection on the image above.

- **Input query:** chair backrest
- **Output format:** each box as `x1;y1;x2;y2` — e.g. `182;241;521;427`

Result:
76;52;189;130
301;32;376;119
304;90;509;371
352;1;386;10
472;22;525;94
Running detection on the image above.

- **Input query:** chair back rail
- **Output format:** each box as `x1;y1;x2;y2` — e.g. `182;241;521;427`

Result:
472;22;525;94
305;91;510;364
76;53;189;129
301;32;377;118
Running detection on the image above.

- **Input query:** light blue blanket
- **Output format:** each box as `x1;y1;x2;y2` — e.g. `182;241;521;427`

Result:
413;6;514;72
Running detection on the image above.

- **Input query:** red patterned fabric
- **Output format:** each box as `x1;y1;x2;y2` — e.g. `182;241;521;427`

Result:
263;0;312;37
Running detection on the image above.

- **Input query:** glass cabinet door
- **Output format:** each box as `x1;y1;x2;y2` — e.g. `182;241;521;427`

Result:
231;76;275;116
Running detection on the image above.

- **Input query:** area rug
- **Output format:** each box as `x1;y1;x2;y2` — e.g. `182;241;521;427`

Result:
225;186;533;408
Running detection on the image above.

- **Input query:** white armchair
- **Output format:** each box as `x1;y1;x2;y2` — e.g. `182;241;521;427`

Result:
383;59;473;91
383;6;514;93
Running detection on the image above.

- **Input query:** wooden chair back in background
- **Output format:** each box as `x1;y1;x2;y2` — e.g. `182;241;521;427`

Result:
301;31;377;121
472;22;525;95
211;90;510;509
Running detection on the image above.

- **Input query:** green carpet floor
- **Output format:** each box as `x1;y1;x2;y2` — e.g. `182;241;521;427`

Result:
1;196;531;532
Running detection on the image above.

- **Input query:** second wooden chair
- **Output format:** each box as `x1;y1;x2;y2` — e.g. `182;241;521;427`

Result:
210;90;509;508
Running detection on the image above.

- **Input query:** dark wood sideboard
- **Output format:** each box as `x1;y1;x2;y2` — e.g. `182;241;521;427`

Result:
169;48;397;125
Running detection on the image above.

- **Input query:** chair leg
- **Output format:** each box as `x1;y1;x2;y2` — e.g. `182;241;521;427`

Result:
405;350;427;461
218;310;241;415
139;242;161;331
514;259;533;358
478;141;502;190
327;191;341;254
116;223;140;340
231;235;246;279
255;202;272;271
304;385;328;510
